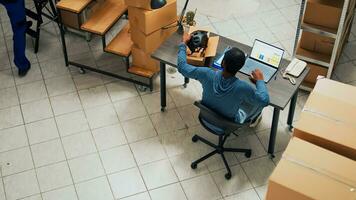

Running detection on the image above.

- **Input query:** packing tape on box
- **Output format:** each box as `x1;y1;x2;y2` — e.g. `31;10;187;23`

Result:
302;107;356;128
282;153;356;193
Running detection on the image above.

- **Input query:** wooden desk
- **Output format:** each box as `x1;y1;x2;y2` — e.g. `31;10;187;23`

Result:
152;32;309;157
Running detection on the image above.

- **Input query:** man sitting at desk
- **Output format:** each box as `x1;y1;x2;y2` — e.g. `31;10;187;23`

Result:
177;33;270;127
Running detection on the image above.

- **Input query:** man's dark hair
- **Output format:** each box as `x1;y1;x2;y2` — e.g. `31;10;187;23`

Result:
222;47;246;75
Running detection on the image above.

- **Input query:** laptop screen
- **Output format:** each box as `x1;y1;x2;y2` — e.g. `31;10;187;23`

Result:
250;40;284;68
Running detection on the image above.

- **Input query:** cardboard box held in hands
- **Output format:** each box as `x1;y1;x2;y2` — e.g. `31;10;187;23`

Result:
186;27;219;67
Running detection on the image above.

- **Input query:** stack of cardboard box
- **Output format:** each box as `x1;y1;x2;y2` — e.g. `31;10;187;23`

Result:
125;0;178;73
266;78;356;200
293;78;356;160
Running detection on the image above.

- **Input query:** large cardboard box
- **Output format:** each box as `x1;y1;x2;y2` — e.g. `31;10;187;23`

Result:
131;45;159;72
300;31;334;56
128;0;177;35
304;0;343;30
266;137;356;200
130;23;177;53
294;78;356;160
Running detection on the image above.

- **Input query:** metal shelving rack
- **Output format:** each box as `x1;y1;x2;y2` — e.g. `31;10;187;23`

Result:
293;0;355;91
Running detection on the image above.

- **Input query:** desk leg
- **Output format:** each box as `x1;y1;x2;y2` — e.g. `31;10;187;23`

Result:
183;77;190;88
160;62;167;112
287;92;298;131
268;108;280;158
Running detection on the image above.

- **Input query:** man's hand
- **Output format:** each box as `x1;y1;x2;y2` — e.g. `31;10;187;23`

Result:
182;33;191;44
250;69;264;84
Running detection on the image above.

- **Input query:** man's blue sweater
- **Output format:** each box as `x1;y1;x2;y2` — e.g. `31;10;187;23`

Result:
178;43;270;124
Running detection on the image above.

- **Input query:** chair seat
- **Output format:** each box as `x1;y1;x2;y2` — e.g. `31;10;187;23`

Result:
201;118;225;135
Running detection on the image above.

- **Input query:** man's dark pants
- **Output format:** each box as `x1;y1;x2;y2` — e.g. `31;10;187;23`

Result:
0;0;30;70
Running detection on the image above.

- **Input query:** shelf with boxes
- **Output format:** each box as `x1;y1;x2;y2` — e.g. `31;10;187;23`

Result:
293;0;356;90
56;0;179;91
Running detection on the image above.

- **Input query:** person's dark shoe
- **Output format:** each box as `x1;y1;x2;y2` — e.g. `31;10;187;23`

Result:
18;64;31;77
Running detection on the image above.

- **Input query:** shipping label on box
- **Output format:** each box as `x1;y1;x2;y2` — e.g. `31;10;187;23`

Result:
266;137;356;200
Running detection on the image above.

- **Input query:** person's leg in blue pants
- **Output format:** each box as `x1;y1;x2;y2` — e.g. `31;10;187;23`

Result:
0;0;31;76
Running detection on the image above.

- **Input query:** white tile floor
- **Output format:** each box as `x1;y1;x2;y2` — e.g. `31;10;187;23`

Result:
1;0;356;200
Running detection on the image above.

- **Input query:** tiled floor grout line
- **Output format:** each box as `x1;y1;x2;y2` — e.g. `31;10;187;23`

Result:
73;48;145;200
87;78;123;200
38;59;82;200
1;17;45;200
101;72;155;200
0;23;17;200
165;90;202;200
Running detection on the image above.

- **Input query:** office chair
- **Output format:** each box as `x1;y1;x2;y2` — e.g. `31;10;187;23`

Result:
191;101;252;180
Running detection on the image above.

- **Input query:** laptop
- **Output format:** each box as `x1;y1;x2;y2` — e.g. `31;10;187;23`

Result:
240;39;285;83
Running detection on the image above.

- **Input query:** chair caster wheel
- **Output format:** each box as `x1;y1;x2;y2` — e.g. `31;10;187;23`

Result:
192;135;198;143
161;107;165;112
79;68;86;74
225;173;231;180
245;150;252;158
269;154;275;159
191;163;197;169
137;85;147;92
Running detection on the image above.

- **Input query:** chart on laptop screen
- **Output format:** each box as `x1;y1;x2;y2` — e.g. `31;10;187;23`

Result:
250;40;284;68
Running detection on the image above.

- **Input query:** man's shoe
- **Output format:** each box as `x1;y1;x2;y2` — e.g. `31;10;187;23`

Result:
249;114;262;128
18;65;31;77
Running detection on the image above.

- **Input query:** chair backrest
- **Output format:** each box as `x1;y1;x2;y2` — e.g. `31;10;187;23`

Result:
194;101;247;134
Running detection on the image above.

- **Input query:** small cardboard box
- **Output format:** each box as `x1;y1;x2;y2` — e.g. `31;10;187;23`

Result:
130;23;177;53
186;27;219;66
124;0;154;10
303;62;328;84
300;31;335;56
186;36;219;66
131;45;159;72
304;0;343;30
294;78;356;161
266;137;356;200
128;0;177;35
